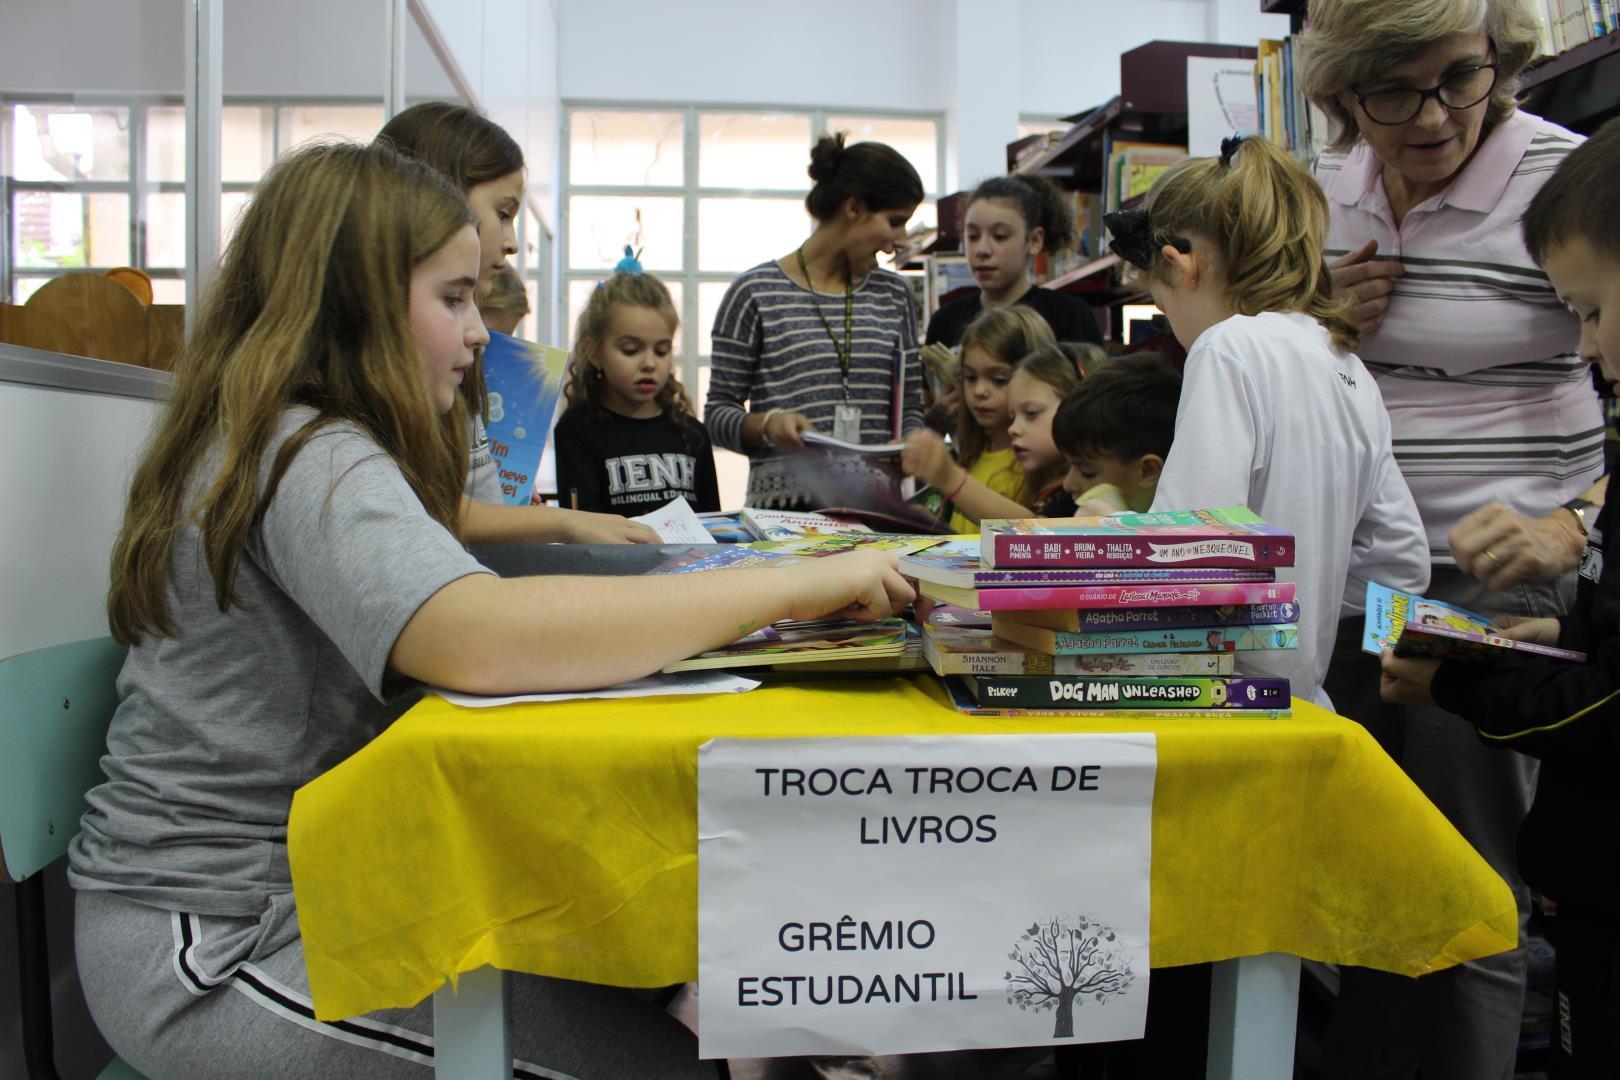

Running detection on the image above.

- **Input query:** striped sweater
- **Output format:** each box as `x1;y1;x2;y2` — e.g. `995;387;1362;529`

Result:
1315;110;1603;567
705;261;924;508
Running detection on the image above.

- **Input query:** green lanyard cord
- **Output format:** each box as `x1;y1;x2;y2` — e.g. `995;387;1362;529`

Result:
795;246;854;399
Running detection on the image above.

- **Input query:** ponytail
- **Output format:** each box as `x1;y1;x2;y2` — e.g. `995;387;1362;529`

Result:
1145;137;1358;351
970;174;1075;254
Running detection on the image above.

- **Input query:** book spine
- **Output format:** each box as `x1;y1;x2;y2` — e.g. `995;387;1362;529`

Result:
997;601;1302;634
976;582;1297;611
993;618;1300;655
972;676;1292;709
971;567;1277;586
987;533;1295;569
933;649;1235;677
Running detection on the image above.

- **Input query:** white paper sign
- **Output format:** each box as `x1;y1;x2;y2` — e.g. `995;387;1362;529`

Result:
698;734;1157;1058
631;496;717;544
1187;56;1260;157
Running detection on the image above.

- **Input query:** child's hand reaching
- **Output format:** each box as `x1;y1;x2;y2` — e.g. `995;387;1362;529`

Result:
782;550;915;624
563;511;660;545
902;430;961;492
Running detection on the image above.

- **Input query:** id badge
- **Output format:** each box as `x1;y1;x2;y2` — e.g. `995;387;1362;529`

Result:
833;404;863;443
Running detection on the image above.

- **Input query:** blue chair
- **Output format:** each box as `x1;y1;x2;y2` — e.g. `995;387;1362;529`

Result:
0;637;149;1080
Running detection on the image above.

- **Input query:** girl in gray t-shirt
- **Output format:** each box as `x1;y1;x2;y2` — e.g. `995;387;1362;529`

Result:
70;139;910;1080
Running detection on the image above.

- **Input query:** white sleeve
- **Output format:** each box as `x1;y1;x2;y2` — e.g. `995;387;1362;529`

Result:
1150;347;1260;514
1342;420;1430;614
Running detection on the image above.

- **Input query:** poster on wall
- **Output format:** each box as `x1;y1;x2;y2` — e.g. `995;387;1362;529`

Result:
697;734;1157;1058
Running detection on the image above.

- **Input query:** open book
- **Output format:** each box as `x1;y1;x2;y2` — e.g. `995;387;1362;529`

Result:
1360;581;1586;663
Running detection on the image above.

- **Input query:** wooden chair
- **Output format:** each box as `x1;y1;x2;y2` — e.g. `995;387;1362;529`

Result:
0;636;149;1080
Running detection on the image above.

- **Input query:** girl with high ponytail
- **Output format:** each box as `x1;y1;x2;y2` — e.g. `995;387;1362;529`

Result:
1117;134;1429;708
924;173;1104;349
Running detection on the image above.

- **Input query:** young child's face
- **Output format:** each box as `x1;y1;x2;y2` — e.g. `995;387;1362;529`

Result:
409;226;488;413
1063;447;1159;512
960;345;1014;434
965;197;1039;297
1543;234;1620;385
1006;369;1064;471
465;170;524;299
595;303;676;418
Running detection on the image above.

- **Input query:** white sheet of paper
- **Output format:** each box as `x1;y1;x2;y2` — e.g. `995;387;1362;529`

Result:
698;733;1157;1058
802;430;907;456
1187;56;1259;157
631;496;718;544
435;670;759;708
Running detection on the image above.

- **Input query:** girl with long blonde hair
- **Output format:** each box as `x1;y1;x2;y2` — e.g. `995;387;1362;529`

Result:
73;140;910;1080
1116;134;1429;708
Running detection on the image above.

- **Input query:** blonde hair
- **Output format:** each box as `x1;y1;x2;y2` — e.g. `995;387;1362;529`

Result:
1300;0;1539;153
1011;342;1086;505
108;141;474;644
1143;137;1359;351
954;304;1057;471
482;263;530;317
563;271;694;422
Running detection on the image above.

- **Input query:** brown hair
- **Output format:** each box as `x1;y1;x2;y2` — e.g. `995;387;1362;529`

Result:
1143;136;1359;351
1010;342;1086;504
1052;355;1182;464
378;101;526;423
1299;0;1538;153
108;141;474;644
481;263;530;317
954;305;1057;473
1523;115;1620;265
969;174;1075;254
805;132;925;222
563;271;695;432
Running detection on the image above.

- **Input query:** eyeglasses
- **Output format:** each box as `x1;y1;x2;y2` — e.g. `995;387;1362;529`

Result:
1353;63;1500;126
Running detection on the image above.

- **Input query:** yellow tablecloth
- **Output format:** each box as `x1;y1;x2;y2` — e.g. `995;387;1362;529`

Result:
287;677;1517;1022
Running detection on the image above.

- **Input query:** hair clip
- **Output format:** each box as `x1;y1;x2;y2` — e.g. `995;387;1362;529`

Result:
1219;134;1250;168
1104;208;1191;272
614;245;644;275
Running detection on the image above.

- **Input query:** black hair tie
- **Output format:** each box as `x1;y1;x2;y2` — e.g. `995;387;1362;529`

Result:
1103;208;1192;272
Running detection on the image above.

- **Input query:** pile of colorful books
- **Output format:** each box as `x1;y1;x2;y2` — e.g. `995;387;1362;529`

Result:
902;507;1300;718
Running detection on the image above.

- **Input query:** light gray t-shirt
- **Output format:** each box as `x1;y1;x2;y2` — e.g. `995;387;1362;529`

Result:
69;408;490;916
466;409;504;503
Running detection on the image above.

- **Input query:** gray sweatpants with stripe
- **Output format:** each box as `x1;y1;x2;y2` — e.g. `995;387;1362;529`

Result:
74;889;717;1080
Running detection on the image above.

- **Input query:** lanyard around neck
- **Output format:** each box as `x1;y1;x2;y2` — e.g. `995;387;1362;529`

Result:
795;246;854;395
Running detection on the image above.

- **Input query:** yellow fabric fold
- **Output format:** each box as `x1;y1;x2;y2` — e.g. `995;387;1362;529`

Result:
288;678;1516;1021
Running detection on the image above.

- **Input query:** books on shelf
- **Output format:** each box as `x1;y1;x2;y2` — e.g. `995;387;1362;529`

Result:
1360;581;1587;663
1254;36;1330;165
990;618;1300;656
979;506;1296;569
962;674;1291;710
924;624;1235;677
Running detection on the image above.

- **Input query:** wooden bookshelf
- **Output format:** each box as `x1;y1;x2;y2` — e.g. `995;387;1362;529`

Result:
1519;32;1620;133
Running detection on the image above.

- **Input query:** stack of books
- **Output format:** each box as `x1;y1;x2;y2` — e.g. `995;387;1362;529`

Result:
903;507;1300;718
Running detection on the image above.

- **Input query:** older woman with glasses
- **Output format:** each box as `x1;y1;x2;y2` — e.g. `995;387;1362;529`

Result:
1300;2;1604;1078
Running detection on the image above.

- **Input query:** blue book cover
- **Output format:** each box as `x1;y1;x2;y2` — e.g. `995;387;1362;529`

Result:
481;331;569;505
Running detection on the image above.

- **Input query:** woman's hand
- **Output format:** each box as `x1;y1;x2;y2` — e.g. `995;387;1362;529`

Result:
763;410;814;452
783;549;915;624
1329;239;1405;335
563;511;660;545
901;430;959;491
1379;650;1440;706
1449;502;1585;589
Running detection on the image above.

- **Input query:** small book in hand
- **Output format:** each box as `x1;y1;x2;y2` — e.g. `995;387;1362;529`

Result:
1360;581;1586;663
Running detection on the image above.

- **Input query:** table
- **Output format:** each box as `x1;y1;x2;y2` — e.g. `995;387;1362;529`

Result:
287;677;1517;1079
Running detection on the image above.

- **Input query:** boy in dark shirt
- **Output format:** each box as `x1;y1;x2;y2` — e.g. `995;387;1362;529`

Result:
1380;117;1620;1077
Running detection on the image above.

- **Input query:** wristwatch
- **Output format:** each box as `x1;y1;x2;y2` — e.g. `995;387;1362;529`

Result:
1562;496;1597;537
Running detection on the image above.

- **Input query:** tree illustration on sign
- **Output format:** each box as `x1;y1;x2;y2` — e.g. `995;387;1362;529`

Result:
1004;914;1136;1038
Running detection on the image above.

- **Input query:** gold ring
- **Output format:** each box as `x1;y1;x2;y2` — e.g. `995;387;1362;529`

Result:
1484;548;1503;566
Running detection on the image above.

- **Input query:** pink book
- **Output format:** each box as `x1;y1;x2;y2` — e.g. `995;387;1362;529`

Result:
980;507;1295;569
920;578;1297;612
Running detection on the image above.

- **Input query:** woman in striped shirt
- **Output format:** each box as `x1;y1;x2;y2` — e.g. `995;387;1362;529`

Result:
705;133;926;509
